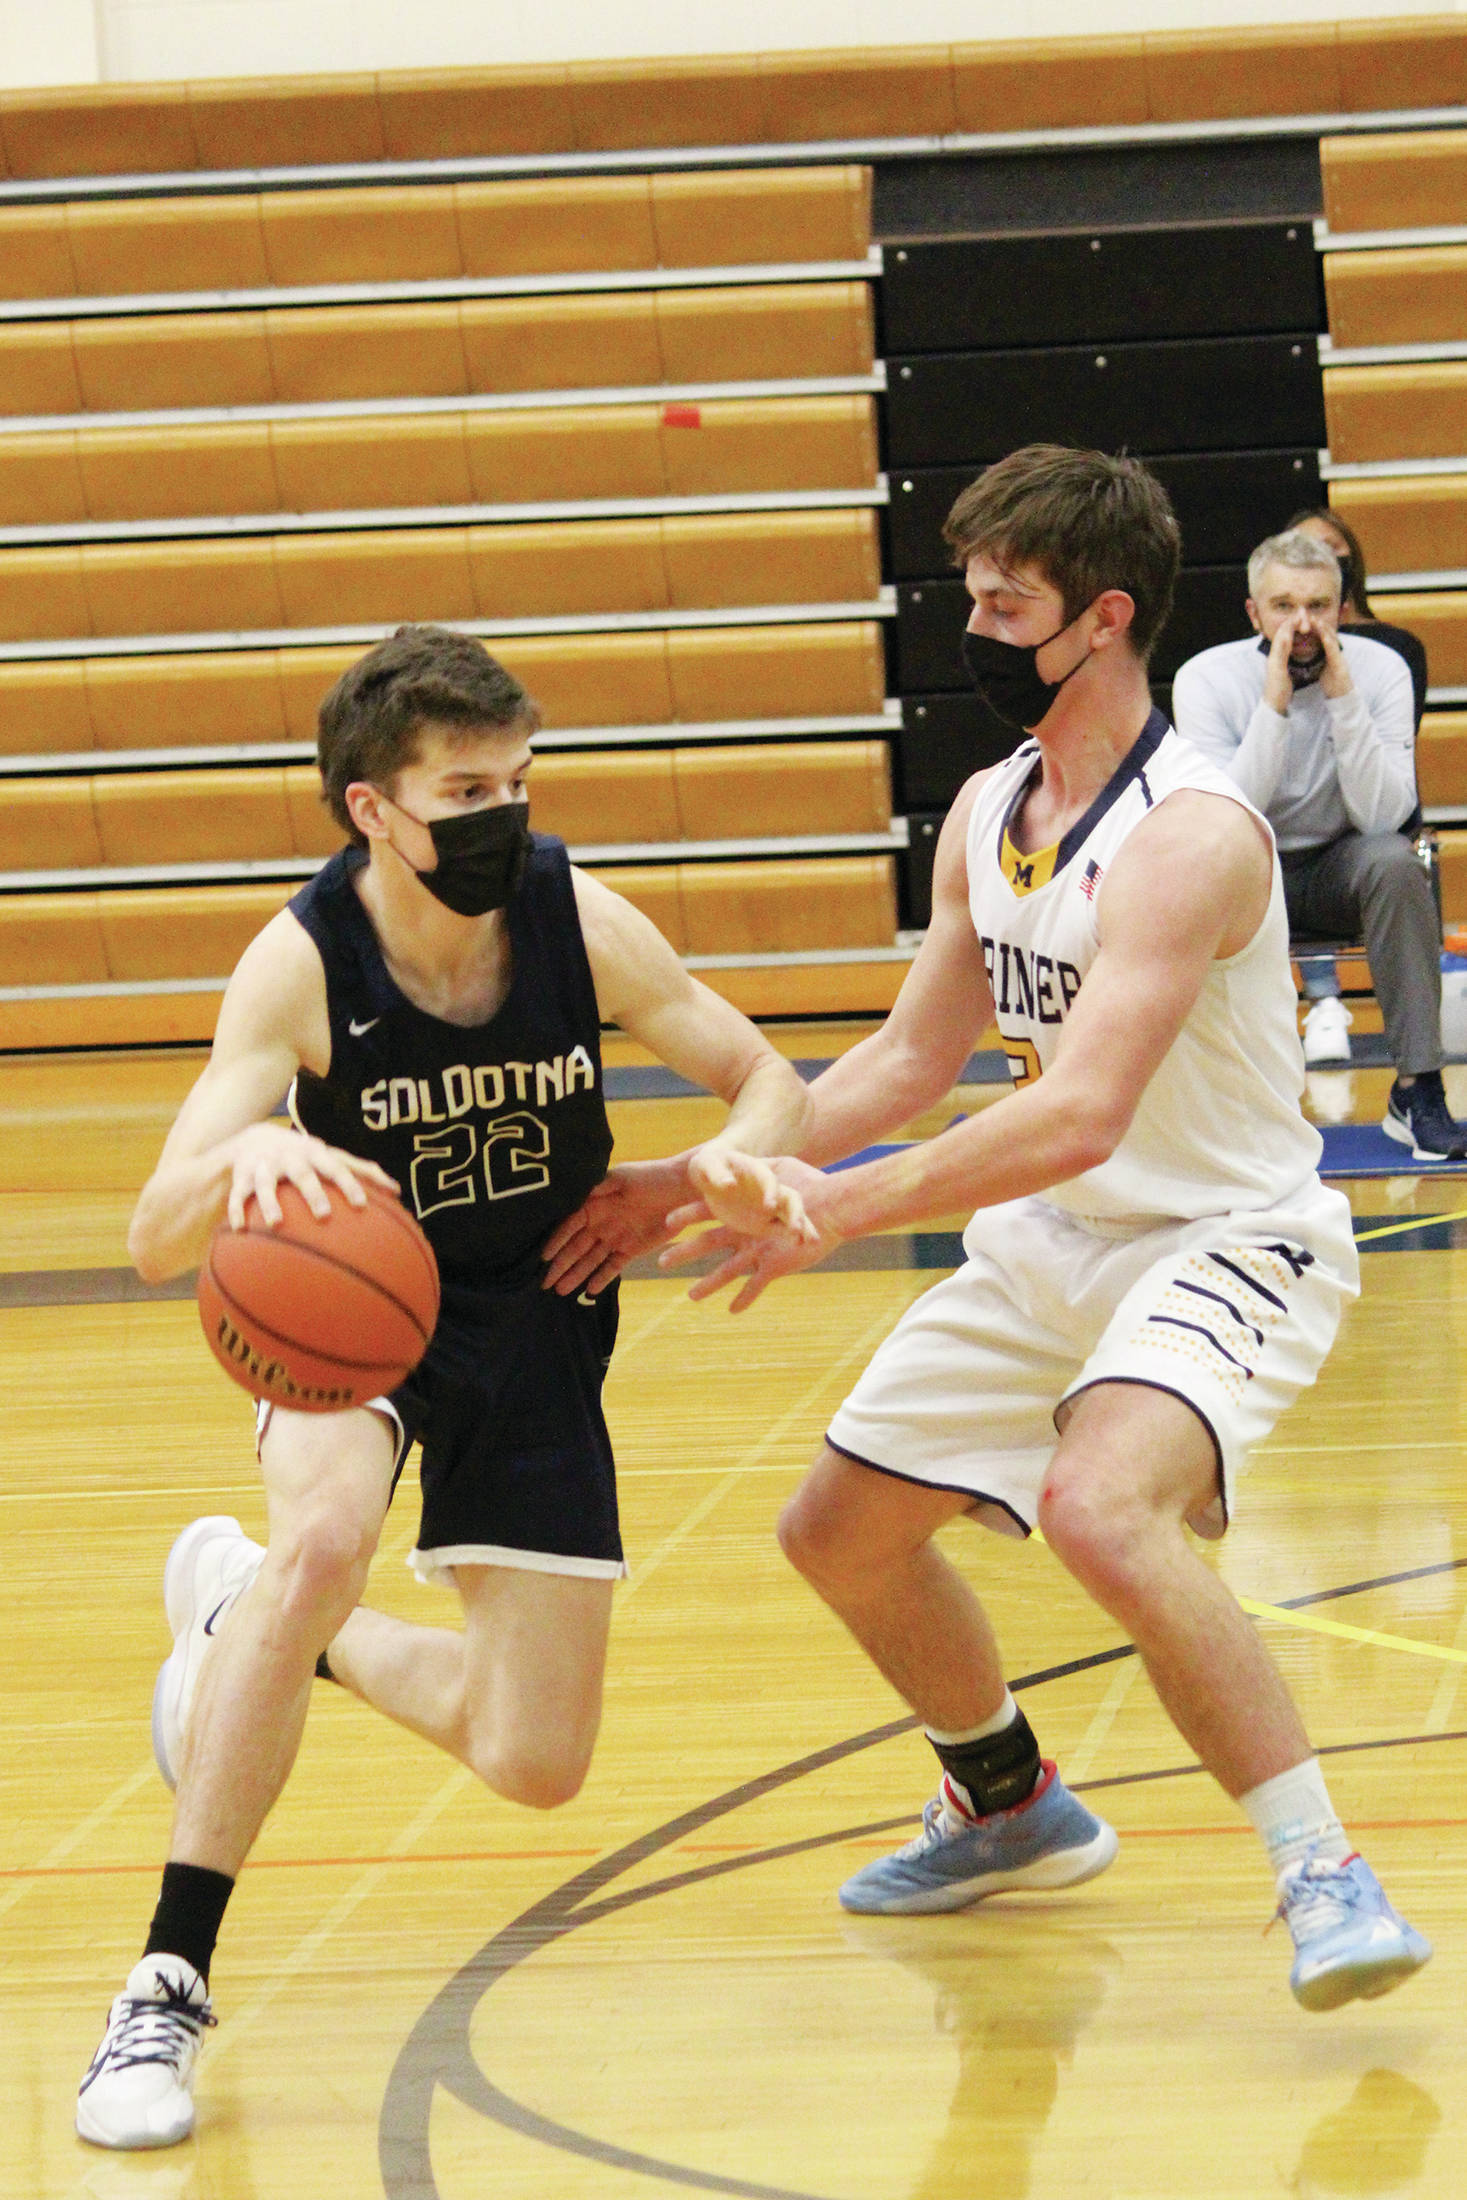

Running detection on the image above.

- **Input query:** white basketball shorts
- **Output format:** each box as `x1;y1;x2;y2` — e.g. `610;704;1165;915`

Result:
825;1183;1358;1537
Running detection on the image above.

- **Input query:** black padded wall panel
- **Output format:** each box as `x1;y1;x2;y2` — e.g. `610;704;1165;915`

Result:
898;693;1024;811
874;142;1323;240
897;565;1250;693
901;812;948;929
882;223;1319;354
886;335;1326;467
888;449;1324;582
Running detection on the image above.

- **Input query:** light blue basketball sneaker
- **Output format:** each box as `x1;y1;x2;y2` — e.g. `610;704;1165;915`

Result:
1277;1853;1432;2012
839;1763;1119;1916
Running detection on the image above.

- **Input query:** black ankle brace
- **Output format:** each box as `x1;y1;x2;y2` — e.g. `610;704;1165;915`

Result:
930;1707;1041;1816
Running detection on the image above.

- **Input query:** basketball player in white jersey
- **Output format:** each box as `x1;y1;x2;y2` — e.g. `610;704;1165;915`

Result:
650;444;1429;2008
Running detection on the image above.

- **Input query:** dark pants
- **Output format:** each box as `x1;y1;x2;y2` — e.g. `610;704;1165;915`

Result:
1281;832;1441;1076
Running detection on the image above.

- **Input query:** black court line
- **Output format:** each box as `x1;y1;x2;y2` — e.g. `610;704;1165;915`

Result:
0;1265;196;1308
378;1553;1467;2200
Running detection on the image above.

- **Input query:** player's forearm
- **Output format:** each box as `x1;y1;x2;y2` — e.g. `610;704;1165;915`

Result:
815;1079;1114;1238
128;1143;239;1282
702;1051;813;1161
796;1028;958;1166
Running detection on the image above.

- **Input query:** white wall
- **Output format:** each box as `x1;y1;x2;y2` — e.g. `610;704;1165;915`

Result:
0;0;1457;90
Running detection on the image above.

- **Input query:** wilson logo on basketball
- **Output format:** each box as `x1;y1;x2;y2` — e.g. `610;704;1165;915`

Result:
212;1313;358;1409
196;1178;438;1413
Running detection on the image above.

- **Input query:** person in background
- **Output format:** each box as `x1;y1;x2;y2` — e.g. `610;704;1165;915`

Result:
1173;530;1464;1160
1289;507;1428;728
1284;508;1431;1066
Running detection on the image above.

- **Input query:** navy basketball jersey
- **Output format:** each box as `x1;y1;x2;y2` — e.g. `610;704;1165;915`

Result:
287;835;612;1291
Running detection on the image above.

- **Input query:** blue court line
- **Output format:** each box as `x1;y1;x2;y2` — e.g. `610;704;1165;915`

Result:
0;1201;1458;1311
603;1052;1011;1100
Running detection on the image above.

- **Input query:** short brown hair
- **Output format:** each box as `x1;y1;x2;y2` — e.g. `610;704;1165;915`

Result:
317;625;538;845
942;444;1181;660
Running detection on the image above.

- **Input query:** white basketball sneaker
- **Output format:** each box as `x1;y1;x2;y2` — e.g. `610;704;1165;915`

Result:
76;1955;215;2149
1301;996;1353;1067
151;1516;264;1791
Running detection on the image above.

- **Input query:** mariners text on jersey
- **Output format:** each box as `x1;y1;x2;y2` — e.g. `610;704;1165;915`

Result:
978;937;1082;1026
966;709;1323;1224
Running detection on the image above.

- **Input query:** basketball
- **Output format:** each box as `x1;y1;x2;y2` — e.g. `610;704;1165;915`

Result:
197;1179;440;1412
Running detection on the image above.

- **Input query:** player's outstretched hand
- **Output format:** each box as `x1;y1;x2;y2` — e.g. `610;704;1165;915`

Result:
687;1145;820;1244
661;1157;836;1312
541;1157;688;1296
225;1122;398;1231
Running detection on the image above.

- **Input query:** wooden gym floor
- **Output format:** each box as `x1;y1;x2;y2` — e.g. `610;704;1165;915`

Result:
3;1031;1467;2200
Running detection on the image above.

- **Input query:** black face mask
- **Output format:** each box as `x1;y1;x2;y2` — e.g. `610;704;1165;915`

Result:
393;798;531;916
1256;634;1327;692
961;613;1092;731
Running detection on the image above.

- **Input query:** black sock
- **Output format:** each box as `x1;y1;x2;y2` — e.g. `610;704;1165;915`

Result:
143;1861;235;1986
315;1648;338;1683
930;1707;1042;1817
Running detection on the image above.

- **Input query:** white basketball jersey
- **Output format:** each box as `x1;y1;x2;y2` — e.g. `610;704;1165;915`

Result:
967;709;1322;1225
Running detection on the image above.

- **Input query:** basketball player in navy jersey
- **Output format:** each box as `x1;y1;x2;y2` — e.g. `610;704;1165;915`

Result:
77;624;813;2150
621;447;1430;2013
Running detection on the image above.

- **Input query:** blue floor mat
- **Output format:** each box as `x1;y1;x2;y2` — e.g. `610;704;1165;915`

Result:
830;1127;1467;1182
1317;1123;1467;1178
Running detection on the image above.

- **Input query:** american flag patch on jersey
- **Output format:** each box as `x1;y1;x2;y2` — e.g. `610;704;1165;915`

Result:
1079;859;1103;901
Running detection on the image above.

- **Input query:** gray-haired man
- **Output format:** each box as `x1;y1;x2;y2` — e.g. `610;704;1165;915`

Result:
1173;527;1465;1160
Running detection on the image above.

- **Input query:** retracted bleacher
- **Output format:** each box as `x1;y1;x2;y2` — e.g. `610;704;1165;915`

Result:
8;21;1467;1049
1320;125;1467;922
0;161;902;1046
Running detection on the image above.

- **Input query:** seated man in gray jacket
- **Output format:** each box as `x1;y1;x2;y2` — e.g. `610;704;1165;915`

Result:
1173;526;1465;1160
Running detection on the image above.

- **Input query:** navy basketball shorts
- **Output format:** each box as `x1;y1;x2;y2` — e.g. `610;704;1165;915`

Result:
341;1276;624;1586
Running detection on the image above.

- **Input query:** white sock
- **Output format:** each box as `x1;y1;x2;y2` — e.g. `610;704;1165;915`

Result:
1240;1758;1352;1885
925;1689;1017;1748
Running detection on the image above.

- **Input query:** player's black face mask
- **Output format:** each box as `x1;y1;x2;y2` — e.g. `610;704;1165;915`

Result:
961;609;1093;731
392;797;531;916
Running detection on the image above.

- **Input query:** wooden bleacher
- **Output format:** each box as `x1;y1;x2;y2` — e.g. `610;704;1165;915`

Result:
2;22;1467;178
0;145;902;1047
1320;120;1467;917
12;19;1467;1047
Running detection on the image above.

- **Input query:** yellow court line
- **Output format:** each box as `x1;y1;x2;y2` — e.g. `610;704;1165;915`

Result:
1030;1532;1467;1668
1354;1204;1467;1244
1240;1597;1467;1666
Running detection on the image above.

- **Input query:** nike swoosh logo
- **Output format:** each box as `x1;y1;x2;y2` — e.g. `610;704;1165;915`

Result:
202;1597;232;1637
576;1290;599;1307
348;1017;381;1037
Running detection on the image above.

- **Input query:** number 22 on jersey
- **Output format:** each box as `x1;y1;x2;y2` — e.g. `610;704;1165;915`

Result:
410;1113;551;1218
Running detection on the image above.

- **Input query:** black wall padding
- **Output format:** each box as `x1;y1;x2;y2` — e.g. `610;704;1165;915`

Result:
888;449;1324;581
899;689;1187;816
901;811;944;929
874;141;1323;240
886;335;1326;466
897;565;1250;692
882;223;1319;354
899;693;1024;812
